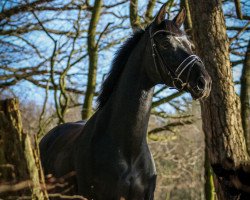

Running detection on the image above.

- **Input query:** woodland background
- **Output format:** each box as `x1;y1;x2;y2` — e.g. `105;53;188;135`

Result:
0;0;249;199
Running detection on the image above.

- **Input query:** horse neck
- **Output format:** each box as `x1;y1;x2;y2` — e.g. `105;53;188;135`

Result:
98;34;154;157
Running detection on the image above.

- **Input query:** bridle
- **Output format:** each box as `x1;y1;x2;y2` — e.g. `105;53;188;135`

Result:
149;26;204;91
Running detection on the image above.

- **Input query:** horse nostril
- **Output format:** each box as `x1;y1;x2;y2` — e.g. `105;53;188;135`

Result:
197;77;206;90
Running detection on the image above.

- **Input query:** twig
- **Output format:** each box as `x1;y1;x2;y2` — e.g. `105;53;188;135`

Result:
31;10;64;123
153;86;168;96
148;119;194;135
95;22;113;48
234;0;243;19
151;111;193;119
31;10;56;43
0;180;33;193
229;21;250;44
48;193;87;200
152;91;184;108
37;78;50;138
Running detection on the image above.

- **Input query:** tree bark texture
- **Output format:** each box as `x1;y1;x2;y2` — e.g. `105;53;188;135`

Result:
0;98;48;199
180;0;192;35
189;0;250;199
234;0;243;19
144;0;156;24
82;0;102;120
241;40;250;154
181;1;215;198
130;0;141;30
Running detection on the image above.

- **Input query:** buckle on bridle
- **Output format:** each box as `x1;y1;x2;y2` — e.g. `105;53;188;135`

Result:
173;78;186;90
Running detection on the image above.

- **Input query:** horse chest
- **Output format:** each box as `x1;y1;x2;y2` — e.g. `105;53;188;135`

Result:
77;134;156;199
88;150;150;198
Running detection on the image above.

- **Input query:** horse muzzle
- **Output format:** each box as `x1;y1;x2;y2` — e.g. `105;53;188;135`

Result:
187;74;212;100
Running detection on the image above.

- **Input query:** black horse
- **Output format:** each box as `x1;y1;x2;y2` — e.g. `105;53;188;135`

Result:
40;4;212;200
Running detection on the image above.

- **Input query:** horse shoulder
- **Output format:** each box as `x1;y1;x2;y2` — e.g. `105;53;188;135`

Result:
39;121;85;176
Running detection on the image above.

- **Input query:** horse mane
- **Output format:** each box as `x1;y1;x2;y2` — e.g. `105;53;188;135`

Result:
97;29;145;109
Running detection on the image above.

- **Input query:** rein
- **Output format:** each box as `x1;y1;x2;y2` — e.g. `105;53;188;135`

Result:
149;26;203;91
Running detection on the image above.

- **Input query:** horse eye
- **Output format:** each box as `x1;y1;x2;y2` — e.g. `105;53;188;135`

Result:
158;33;166;38
160;40;170;49
162;44;168;48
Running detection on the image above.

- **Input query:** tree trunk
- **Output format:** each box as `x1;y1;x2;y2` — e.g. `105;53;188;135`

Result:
0;98;48;199
179;2;215;198
82;0;102;120
241;40;250;154
189;0;250;199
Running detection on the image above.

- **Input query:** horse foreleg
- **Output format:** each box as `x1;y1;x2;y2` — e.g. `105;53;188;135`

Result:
144;175;157;200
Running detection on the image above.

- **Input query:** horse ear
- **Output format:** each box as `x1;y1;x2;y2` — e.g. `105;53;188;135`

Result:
172;8;186;28
154;3;168;25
